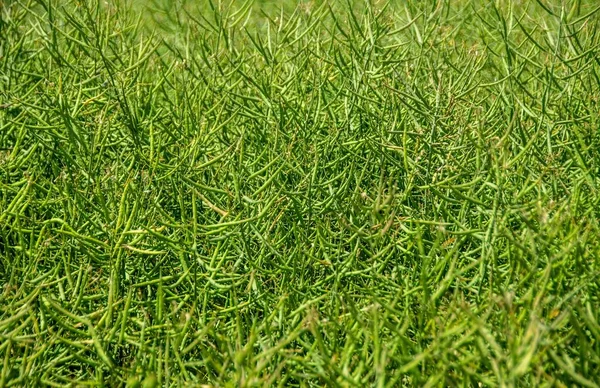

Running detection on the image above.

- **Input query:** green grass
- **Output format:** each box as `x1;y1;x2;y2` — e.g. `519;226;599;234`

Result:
1;0;600;385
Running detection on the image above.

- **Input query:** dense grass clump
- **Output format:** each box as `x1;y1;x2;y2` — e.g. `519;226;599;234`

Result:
1;0;600;385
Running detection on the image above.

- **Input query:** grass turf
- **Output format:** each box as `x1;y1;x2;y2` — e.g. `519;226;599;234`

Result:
1;0;600;385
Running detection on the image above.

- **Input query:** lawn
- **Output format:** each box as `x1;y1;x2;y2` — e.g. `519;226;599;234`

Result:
1;0;600;386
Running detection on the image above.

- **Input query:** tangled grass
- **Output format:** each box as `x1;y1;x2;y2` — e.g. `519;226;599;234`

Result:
1;0;600;385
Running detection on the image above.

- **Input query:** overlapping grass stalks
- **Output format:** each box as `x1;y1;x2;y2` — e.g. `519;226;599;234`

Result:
1;0;599;385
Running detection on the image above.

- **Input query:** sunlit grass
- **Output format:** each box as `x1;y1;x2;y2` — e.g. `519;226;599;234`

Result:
1;0;599;385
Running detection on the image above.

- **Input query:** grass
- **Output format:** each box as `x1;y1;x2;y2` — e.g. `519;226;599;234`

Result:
1;0;600;385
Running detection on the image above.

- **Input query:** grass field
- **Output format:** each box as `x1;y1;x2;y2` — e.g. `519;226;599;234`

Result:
1;0;600;385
